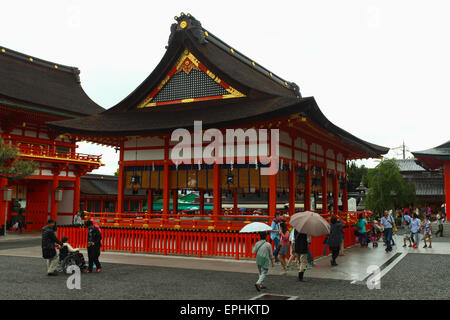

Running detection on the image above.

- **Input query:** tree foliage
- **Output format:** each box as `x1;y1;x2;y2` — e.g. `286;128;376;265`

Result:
346;161;368;192
0;140;38;180
364;158;416;214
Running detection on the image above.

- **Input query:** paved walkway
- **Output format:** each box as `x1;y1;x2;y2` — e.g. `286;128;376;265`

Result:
0;233;448;282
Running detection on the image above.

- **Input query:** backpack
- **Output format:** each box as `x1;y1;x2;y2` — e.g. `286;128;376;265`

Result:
356;219;364;230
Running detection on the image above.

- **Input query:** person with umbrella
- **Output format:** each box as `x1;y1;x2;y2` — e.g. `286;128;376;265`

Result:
289;211;330;278
328;216;343;266
252;231;274;291
293;229;309;282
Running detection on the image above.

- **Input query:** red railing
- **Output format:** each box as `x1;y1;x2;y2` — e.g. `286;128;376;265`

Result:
57;225;361;260
17;145;102;163
83;210;365;232
57;226;261;260
58;210;367;260
84;211;272;231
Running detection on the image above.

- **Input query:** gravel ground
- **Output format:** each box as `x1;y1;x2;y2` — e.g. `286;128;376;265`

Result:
0;253;448;300
0;238;41;250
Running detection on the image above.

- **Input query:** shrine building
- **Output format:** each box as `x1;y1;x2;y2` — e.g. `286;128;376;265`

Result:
413;141;450;221
48;13;389;230
0;46;103;231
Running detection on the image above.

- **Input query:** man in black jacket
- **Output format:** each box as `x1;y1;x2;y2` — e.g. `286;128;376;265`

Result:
84;220;102;273
41;219;62;276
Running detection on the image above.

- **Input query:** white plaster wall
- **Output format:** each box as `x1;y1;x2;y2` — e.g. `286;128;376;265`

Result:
280;146;292;159
58;190;74;213
125;137;164;148
57;216;73;226
38;132;49;140
279;131;291;145
327;159;336;170
124;149;164;161
24;130;37;138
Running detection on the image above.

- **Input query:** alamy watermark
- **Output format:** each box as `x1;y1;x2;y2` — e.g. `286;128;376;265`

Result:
366;265;381;290
66;265;81;290
171;121;280;175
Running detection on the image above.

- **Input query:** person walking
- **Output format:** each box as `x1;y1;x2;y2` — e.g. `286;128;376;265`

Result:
381;210;396;252
410;213;422;249
356;213;368;247
41;219;63;276
16;211;25;233
328;216;343;266
277;223;290;273
435;212;444;237
286;228;297;269
293;229;308;282
270;212;284;263
252;232;274;291
84;220;102;273
422;216;432;248
306;234;314;269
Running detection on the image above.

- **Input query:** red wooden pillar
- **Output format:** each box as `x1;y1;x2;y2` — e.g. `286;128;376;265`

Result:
333;172;339;214
73;175;81;216
289;161;296;216
172;189;178;214
305;143;312;212
117;141;125;213
305;165;311;211
269;172;277;219
147;189;153;214
0;178;8;232
50;177;59;221
213;163;221;216
321;168;328;214
199;190;204;215
163;136;170;218
444;160;450;221
233;190;238;214
343;164;348;212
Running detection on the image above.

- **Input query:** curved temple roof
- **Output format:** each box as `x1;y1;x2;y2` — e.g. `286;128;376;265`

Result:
48;13;389;158
412;141;450;170
0;46;104;117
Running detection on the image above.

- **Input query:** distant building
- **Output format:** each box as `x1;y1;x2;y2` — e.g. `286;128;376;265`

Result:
395;159;445;212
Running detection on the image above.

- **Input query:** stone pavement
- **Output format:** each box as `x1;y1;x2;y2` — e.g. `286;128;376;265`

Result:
0;232;449;284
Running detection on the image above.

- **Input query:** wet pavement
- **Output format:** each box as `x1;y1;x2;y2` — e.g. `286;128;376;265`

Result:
0;232;448;300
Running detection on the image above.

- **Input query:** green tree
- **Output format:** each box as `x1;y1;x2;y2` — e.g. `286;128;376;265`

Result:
0;140;37;180
364;159;416;214
346;161;368;192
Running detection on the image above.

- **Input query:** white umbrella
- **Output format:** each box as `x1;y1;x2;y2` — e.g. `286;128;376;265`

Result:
239;222;272;233
289;211;330;237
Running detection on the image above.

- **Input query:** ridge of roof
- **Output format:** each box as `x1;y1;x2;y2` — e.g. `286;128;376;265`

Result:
0;46;105;116
0;45;81;82
170;13;301;98
412;140;450;157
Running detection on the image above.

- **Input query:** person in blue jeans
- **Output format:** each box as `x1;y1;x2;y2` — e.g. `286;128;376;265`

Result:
381;210;396;252
270;212;284;263
356;213;368;247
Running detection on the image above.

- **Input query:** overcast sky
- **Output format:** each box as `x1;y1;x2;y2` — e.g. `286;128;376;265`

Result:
3;0;449;174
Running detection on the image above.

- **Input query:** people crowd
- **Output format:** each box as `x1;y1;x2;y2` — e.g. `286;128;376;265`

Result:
41;214;102;276
253;205;446;290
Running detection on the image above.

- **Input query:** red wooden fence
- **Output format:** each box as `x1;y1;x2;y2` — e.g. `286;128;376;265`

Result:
57;225;361;261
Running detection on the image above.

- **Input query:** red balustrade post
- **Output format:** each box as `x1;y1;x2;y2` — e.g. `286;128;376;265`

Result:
131;229;136;254
163;230;167;256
